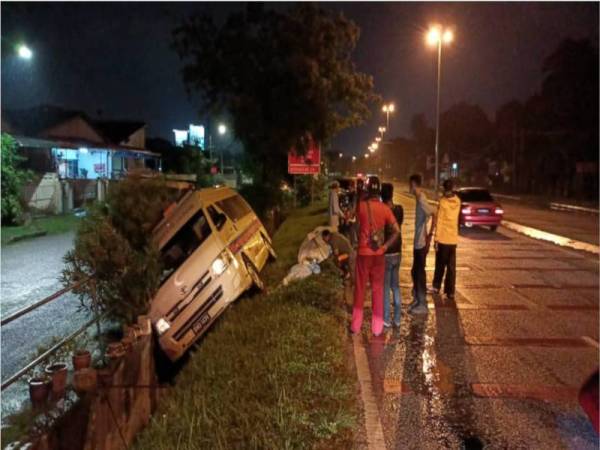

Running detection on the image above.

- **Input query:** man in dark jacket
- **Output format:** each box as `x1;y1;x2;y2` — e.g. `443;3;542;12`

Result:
381;183;404;327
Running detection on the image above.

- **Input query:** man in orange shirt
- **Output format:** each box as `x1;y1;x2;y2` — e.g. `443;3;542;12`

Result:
351;176;400;336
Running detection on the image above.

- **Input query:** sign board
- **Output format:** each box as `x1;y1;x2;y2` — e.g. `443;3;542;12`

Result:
210;165;219;175
288;137;321;174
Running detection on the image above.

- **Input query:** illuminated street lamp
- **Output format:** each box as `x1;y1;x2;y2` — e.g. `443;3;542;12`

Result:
216;123;228;173
382;103;395;129
17;44;33;60
364;153;369;159
352;156;356;162
378;126;386;139
371;142;379;151
375;136;381;143
339;152;343;158
426;24;454;193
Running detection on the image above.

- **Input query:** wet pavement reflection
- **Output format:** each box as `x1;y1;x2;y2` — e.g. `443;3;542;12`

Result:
351;192;599;449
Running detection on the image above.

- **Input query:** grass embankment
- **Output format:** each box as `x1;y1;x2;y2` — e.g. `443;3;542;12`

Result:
1;214;80;245
134;202;358;450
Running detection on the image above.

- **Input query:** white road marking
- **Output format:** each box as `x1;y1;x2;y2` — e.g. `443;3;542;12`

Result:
501;220;599;255
352;335;387;450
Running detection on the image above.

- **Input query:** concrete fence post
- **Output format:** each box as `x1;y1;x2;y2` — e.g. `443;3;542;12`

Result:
62;181;74;213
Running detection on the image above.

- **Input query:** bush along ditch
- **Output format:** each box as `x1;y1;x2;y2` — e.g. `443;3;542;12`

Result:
132;201;359;450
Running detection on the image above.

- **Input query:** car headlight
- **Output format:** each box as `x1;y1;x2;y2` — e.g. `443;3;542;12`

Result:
155;318;171;336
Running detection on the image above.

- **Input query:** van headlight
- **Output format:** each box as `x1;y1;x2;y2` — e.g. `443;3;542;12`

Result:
211;257;227;276
211;250;233;277
155;318;171;336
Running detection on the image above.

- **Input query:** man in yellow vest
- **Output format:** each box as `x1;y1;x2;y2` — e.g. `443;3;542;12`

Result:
430;179;461;300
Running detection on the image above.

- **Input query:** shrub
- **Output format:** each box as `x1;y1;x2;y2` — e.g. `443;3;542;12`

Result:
62;176;175;324
1;133;31;225
295;174;328;206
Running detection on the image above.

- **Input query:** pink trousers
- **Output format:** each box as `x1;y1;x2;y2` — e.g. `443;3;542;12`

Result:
352;254;385;335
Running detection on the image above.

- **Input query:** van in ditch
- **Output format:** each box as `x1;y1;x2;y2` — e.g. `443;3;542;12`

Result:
149;186;275;361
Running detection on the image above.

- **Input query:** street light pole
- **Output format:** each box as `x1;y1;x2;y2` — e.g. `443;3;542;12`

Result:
382;103;394;132
218;123;227;174
427;25;453;194
434;38;442;195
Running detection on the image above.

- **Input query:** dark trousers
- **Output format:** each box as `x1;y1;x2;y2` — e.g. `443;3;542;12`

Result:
433;243;457;296
411;247;427;305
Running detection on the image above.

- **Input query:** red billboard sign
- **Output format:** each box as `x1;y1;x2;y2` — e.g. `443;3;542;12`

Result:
288;137;321;174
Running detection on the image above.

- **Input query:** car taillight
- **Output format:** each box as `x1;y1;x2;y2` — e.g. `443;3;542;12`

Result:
494;207;504;215
461;207;471;215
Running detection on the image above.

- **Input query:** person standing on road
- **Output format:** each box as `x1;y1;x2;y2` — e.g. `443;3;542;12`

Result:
430;179;461;300
351;176;400;336
408;174;435;315
328;182;343;232
381;183;404;328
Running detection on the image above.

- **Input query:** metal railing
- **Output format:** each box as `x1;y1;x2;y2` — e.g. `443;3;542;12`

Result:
1;279;89;327
0;278;106;391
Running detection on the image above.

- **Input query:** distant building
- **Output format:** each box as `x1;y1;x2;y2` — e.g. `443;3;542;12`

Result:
172;124;205;148
2;105;161;180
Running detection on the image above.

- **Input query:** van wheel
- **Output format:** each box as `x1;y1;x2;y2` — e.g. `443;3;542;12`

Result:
261;233;277;260
490;225;498;232
244;256;265;291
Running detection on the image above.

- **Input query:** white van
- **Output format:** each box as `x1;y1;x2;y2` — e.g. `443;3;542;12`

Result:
149;187;275;361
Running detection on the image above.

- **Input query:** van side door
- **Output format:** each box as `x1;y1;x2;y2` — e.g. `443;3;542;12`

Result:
206;204;237;244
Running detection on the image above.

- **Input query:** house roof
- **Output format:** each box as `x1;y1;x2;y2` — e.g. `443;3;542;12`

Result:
92;120;145;145
11;134;160;157
2;105;86;136
2;105;146;147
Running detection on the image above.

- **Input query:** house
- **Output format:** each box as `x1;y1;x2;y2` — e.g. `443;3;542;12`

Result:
2;105;160;180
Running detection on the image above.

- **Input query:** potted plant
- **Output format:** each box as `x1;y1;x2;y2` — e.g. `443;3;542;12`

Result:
45;363;68;400
72;349;91;370
73;368;97;395
28;376;51;408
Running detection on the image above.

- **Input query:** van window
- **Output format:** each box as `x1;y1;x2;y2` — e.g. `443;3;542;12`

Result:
216;195;251;222
207;205;227;231
160;210;212;283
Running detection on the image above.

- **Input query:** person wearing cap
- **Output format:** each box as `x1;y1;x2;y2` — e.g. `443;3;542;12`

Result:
351;176;400;337
328;181;343;232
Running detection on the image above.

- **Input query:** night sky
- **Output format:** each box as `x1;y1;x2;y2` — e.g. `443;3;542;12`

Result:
2;2;598;155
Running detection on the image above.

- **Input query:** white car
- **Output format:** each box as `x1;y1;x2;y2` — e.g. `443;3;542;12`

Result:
149;187;275;361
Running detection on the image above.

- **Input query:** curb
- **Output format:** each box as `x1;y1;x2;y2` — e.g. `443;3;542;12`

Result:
6;230;48;244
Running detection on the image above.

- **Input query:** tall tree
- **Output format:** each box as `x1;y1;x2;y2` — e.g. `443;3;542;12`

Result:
409;113;434;174
439;102;493;158
541;38;598;133
172;4;376;185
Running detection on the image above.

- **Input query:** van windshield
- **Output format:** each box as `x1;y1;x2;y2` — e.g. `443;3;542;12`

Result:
160;209;212;284
216;195;251;222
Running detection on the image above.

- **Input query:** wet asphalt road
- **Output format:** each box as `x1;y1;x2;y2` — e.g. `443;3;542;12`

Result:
352;191;599;449
0;232;91;416
498;198;599;246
